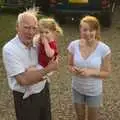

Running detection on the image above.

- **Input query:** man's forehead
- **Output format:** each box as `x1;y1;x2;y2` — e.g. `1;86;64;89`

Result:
20;14;37;24
20;20;38;28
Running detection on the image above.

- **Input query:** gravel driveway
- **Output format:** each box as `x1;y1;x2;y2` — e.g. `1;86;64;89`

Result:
0;8;120;120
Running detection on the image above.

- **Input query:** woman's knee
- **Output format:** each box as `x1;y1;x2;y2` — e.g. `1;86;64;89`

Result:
74;103;86;120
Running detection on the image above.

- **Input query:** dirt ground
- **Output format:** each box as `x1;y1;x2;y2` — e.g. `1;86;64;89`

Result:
0;8;120;120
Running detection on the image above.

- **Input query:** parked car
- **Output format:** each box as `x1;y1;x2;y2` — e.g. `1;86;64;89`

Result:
49;0;117;27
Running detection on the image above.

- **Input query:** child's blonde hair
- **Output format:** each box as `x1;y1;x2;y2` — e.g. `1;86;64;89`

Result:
80;15;101;40
38;18;63;36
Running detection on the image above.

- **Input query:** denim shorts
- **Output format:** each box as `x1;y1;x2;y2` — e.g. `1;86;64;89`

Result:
72;88;102;107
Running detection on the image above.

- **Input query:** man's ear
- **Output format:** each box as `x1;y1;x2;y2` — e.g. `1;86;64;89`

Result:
16;23;19;32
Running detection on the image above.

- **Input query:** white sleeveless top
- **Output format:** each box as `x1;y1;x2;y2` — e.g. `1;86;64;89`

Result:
67;40;111;96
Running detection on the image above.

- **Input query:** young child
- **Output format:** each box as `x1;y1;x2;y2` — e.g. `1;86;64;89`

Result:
38;17;63;67
23;17;63;99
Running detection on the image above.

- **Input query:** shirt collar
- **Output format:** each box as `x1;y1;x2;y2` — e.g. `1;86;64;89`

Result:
15;35;36;49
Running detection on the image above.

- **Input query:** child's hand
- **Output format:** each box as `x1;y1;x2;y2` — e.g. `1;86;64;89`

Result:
41;36;48;44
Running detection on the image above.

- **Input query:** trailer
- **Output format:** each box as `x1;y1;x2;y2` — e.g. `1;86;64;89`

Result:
49;0;118;27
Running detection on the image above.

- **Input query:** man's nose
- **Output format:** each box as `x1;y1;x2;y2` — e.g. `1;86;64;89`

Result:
42;33;47;37
29;28;36;34
43;32;47;35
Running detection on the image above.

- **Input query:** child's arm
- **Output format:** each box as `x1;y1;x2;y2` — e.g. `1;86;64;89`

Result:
42;37;55;58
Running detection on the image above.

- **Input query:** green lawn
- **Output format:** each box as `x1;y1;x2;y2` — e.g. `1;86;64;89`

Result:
0;13;17;48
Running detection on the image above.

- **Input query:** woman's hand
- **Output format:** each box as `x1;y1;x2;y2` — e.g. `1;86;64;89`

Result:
78;68;99;77
68;66;82;75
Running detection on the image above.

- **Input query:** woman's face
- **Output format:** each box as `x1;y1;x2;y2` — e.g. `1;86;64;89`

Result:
80;22;96;41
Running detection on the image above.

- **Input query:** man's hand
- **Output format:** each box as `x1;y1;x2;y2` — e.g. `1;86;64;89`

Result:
26;65;37;72
45;57;58;72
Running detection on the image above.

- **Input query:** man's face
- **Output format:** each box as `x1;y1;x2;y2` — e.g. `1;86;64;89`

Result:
16;15;38;46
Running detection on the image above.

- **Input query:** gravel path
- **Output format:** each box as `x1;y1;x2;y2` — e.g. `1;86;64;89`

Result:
0;8;120;120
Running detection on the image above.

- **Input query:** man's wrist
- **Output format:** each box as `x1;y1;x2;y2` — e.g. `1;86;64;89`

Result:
40;68;48;76
95;70;100;77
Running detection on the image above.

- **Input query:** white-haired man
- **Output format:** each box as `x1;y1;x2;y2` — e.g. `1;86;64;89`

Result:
2;8;57;120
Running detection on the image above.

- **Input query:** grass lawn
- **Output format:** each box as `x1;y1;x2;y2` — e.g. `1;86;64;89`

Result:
0;13;17;48
0;9;120;120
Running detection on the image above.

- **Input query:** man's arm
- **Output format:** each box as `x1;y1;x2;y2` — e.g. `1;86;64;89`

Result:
3;45;58;86
15;60;58;85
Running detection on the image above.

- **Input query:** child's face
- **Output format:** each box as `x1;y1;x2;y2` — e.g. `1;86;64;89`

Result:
39;27;54;40
80;22;96;41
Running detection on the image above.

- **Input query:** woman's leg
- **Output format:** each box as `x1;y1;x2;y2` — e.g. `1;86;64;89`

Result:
88;107;99;120
74;103;86;120
86;94;102;120
72;89;86;120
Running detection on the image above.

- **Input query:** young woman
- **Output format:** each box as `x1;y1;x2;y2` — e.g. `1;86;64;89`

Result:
67;16;111;120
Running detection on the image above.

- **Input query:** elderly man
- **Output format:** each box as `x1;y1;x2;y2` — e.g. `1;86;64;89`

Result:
2;8;58;120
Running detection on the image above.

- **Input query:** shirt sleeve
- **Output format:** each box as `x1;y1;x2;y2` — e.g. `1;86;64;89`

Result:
101;43;111;58
67;41;74;55
2;47;25;77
